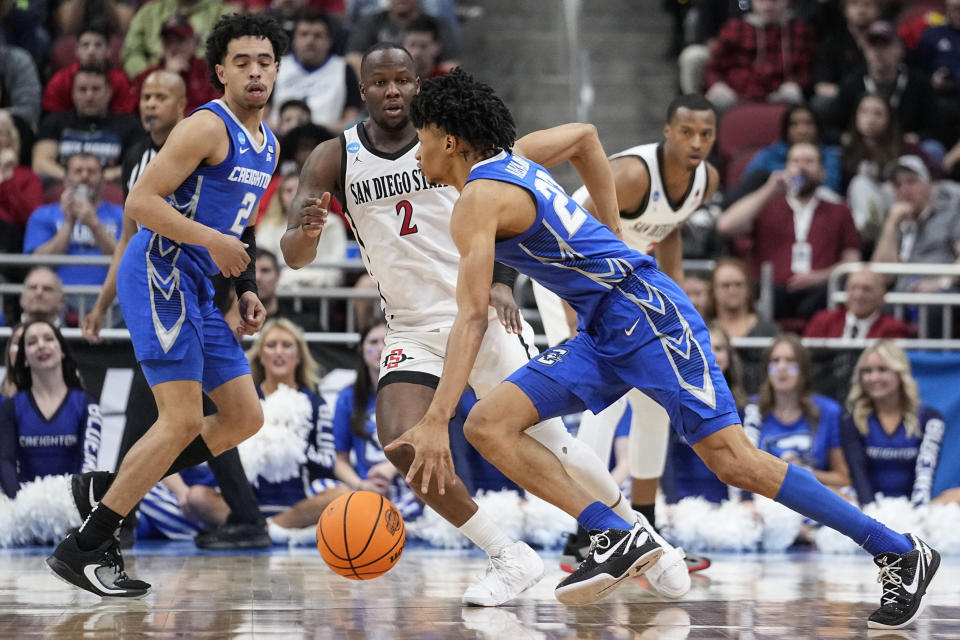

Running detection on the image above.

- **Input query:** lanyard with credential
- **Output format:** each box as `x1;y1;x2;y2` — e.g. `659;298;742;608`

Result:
787;194;817;274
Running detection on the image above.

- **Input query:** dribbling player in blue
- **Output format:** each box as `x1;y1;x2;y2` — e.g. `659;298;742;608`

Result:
388;69;939;628
46;14;288;598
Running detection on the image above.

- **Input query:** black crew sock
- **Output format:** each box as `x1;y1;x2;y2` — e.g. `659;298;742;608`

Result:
76;503;123;551
632;502;658;531
164;435;214;478
208;447;265;527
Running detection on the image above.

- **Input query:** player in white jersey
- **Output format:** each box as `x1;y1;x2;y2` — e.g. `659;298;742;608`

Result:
282;44;642;606
537;95;720;584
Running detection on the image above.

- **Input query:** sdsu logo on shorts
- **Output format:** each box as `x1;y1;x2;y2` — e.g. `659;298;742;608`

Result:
383;348;414;369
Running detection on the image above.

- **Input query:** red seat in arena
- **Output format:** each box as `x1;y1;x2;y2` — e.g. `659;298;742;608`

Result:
717;102;789;188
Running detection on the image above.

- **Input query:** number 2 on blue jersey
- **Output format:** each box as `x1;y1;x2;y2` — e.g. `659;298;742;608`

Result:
229;192;257;234
533;169;587;238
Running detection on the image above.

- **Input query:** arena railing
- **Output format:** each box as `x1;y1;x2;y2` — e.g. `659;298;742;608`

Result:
827;262;960;339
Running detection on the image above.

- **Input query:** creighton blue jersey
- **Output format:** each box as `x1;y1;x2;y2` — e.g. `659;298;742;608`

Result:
473;151;739;444
166;99;277;276
468;152;654;329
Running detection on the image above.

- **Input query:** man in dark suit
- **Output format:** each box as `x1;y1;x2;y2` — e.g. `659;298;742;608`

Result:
804;266;914;339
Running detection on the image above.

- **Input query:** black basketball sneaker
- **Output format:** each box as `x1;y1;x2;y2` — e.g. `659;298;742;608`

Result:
47;532;151;598
868;534;940;630
71;471;115;521
554;522;662;605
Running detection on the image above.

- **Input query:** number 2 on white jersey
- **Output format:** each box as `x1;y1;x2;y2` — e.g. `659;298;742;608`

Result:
229;192;257;234
533;169;587;238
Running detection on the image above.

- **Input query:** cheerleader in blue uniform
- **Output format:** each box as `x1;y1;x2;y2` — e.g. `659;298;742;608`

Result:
842;341;947;505
0;321;101;497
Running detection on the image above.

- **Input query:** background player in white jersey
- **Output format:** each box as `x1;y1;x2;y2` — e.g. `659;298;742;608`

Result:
537;95;719;580
282;44;656;606
47;14;287;597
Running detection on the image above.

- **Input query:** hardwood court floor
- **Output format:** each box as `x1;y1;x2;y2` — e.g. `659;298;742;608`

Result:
1;542;957;639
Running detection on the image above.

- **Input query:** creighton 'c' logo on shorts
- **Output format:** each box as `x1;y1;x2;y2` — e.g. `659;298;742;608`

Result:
536;347;568;366
621;278;716;409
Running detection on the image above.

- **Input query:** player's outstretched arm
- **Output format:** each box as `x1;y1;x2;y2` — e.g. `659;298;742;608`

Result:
282;137;343;269
126;112;250;276
82;213;138;343
515;123;620;236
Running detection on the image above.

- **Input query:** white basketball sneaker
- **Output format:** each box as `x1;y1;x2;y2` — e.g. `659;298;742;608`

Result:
462;541;545;606
635;511;691;599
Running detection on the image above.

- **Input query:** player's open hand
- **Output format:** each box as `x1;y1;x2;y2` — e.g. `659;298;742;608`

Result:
208;232;250;277
297;192;330;239
489;282;522;335
384;415;456;496
237;291;266;335
81;305;107;343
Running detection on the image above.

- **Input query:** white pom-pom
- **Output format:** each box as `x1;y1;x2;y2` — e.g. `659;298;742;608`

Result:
0;496;16;547
661;497;715;550
238;384;313;484
813;523;860;554
922;502;960;555
405;505;471;549
475;490;524;542
754;495;803;551
522;493;575;548
1;474;81;547
662;498;763;552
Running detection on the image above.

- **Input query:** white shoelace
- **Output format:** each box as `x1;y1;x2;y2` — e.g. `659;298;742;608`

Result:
877;557;904;606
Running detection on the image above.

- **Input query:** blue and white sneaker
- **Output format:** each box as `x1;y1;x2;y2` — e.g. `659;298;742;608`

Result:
554;522;662;605
46;532;151;598
868;534;940;629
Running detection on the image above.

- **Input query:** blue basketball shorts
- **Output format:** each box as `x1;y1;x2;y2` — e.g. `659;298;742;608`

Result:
117;230;249;393
507;265;740;445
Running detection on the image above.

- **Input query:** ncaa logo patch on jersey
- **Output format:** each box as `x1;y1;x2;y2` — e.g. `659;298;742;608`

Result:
238;131;247;146
347;141;361;153
652;190;660;202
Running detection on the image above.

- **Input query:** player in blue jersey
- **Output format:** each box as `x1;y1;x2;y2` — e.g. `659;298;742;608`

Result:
47;14;289;598
387;69;940;626
0;321;101;498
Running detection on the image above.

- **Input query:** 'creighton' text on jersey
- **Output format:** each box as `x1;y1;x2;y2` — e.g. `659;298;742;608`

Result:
470;152;654;327
161;99;277;276
340;124;461;331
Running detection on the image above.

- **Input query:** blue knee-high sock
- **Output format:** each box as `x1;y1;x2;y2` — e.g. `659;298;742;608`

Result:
775;464;912;556
577;501;632;532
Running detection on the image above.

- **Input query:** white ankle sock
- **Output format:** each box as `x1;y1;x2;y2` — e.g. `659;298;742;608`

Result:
458;510;512;557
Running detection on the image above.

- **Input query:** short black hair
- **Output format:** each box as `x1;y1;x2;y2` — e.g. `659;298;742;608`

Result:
359;42;414;79
780;104;821;142
257;248;279;270
666;94;716;123
66;151;102;169
206;13;289;93
406;14;441;39
293;8;333;32
410;68;516;154
75;64;109;81
279;98;311;116
78;20;110;42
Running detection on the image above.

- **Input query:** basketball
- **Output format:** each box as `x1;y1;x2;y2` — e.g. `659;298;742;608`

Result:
316;490;406;580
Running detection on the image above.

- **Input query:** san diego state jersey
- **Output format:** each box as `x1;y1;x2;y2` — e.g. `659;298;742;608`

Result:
469;151;654;327
165;99;277;275
571;142;707;255
340;124;461;331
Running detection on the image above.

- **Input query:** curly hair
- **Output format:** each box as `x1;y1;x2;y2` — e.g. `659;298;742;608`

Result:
205;13;289;93
410;68;516;155
846;341;921;438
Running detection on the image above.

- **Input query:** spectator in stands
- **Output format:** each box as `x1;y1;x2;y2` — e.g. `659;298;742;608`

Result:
23;153;123;287
677;0;749;94
742;334;851;490
345;0;458;78
871;155;960;294
739;104;843;194
0;320;100;498
842;341;946;505
403;14;447;79
132;16;220;116
842;94;937;248
716;142;861;321
1;0;50;67
246;318;349;543
0;110;44;252
812;0;881;114
121;0;236;79
275;99;311;136
122;72;187;199
828;21;941;154
333;321;421;518
662;324;746;504
704;0;815;111
912;0;960;142
275;121;333;177
0;43;42;128
681;274;710;317
1;324;25;399
804;267;914;339
55;0;133;37
43;23;136;116
17;267;65;326
271;10;361;132
33;66;142;183
255;249;323;330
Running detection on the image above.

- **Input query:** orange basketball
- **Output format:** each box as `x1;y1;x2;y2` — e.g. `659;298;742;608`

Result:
316;490;406;580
